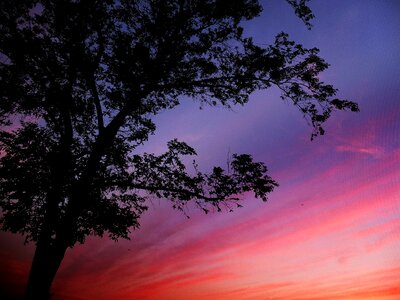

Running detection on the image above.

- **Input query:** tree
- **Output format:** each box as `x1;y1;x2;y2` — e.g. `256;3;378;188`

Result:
0;0;358;299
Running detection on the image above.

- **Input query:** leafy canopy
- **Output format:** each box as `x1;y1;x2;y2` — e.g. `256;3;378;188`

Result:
0;0;358;246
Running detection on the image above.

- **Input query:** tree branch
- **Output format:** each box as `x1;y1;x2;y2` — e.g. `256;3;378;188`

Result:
89;73;104;133
128;183;228;203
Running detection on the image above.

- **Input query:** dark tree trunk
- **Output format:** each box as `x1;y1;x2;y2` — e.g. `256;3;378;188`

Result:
23;94;132;299
24;239;68;300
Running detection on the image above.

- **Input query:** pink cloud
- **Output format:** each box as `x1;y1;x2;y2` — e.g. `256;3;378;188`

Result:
336;144;384;157
40;139;400;300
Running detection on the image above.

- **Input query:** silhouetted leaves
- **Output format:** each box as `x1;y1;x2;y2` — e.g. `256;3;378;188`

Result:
0;0;358;247
0;2;360;297
118;141;278;214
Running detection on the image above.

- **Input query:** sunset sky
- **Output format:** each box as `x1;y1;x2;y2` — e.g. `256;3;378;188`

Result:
1;0;400;299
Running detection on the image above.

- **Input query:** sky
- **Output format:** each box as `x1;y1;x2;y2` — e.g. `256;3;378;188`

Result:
1;0;400;299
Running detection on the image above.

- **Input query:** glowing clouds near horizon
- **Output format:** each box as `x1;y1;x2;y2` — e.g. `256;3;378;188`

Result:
1;0;400;299
50;140;400;299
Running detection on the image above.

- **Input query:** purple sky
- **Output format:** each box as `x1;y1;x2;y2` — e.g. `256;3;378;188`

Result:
1;1;400;299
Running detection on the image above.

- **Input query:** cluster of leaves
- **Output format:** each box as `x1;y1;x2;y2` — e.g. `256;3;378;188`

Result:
0;0;358;245
0;124;54;241
120;139;277;214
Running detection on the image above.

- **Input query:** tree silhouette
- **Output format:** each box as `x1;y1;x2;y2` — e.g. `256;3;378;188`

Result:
0;0;358;299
